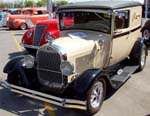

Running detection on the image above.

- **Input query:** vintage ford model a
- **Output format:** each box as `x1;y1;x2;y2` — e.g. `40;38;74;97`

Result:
0;1;148;115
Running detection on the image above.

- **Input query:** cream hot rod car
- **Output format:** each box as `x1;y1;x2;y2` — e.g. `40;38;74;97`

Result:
0;1;148;115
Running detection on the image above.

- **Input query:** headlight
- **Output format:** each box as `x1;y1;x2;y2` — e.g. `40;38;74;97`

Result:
27;30;33;38
23;55;34;68
45;32;55;42
60;61;74;76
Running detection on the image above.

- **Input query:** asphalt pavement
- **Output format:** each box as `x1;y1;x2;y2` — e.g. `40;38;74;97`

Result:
0;26;150;116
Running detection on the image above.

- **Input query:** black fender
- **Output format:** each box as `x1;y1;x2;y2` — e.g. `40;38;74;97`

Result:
130;38;148;59
3;56;25;74
74;69;112;100
3;56;29;86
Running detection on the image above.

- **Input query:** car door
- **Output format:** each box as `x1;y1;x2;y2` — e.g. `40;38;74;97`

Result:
109;10;131;66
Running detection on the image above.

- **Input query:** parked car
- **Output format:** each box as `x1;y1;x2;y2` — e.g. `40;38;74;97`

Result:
7;8;48;30
21;19;60;51
1;1;148;115
1;8;17;27
141;20;150;44
0;13;5;21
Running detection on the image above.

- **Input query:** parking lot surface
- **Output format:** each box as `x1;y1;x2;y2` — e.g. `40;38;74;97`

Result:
0;27;150;116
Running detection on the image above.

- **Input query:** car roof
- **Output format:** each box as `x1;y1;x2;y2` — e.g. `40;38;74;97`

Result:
59;1;142;10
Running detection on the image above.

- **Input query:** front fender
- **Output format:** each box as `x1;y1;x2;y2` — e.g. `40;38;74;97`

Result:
3;56;25;74
74;69;110;100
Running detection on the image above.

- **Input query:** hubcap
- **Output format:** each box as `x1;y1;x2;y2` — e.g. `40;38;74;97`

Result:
143;29;150;40
21;24;26;30
141;48;146;67
90;82;103;108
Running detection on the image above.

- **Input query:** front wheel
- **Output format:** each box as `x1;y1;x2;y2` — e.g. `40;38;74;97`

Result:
7;72;25;86
86;78;106;115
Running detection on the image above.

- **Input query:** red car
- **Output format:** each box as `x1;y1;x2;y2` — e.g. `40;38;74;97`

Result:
21;17;74;51
21;19;60;51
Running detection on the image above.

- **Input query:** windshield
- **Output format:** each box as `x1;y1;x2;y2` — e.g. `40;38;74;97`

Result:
59;11;112;33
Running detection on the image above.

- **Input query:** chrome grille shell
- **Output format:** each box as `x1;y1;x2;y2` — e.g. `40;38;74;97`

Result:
37;45;65;90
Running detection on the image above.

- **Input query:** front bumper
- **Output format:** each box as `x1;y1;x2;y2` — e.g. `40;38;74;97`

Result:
21;43;39;49
0;80;87;110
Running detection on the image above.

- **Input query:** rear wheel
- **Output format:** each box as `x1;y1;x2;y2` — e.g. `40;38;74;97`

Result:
131;44;147;72
137;45;147;71
20;23;27;30
86;78;106;115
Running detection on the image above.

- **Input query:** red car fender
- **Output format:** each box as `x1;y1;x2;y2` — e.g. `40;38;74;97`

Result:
22;28;35;45
14;19;27;29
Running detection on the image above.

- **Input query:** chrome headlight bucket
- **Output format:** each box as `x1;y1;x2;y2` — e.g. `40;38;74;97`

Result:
23;55;34;69
27;30;33;38
45;32;55;42
60;61;74;76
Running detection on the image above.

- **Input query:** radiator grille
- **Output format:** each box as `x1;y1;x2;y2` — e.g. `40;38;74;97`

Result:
33;25;47;46
37;46;64;89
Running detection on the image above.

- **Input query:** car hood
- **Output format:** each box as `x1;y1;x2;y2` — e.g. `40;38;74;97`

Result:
52;36;96;60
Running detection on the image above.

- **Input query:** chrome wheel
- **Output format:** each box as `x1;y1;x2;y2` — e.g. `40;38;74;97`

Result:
20;23;27;30
140;47;146;68
86;78;106;115
90;82;103;108
143;29;150;40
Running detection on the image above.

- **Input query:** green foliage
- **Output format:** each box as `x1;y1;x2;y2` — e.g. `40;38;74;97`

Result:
37;0;47;7
59;0;68;5
24;0;36;7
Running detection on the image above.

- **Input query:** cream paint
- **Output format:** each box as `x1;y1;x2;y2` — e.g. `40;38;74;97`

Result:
54;30;110;73
109;6;142;65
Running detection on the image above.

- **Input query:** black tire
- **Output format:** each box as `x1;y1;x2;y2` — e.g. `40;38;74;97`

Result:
131;44;147;72
7;72;25;86
86;78;106;115
142;28;150;43
20;23;27;30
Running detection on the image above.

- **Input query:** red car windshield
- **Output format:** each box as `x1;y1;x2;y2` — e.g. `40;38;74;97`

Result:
59;10;112;34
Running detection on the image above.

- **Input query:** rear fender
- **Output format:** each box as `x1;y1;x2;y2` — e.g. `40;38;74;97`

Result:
130;38;148;58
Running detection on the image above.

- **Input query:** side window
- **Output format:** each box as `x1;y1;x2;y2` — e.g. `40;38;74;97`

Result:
114;10;129;30
34;11;43;15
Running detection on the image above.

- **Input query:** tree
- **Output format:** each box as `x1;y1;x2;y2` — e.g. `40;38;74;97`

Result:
37;0;47;7
59;0;68;5
24;0;36;7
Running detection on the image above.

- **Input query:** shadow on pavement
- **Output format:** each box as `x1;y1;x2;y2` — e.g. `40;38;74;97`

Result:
0;88;88;116
0;88;48;116
14;33;24;36
146;114;150;116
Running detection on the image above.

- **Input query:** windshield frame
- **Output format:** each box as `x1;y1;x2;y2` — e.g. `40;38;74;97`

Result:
58;9;112;34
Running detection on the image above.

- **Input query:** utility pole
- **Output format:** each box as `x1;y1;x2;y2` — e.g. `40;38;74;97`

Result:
47;0;53;15
145;0;148;19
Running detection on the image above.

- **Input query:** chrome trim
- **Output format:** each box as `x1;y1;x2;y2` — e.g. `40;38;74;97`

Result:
37;68;62;74
50;43;67;61
0;80;87;110
21;43;39;49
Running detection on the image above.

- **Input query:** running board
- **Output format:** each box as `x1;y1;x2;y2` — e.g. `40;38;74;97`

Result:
111;66;138;88
0;80;87;110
